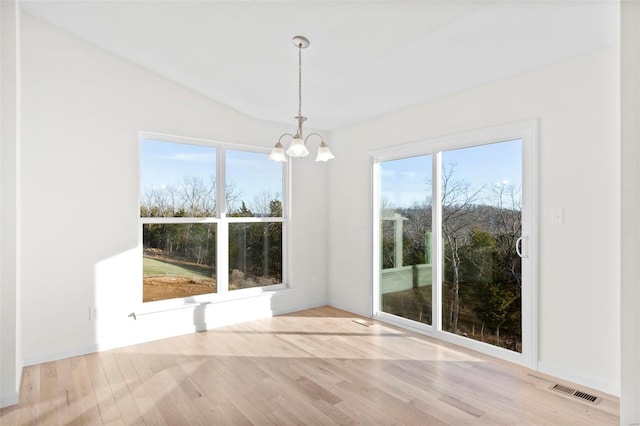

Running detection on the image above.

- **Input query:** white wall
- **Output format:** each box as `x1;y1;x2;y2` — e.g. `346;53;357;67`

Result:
19;13;328;365
620;1;640;423
0;0;22;408
13;2;630;411
328;47;621;394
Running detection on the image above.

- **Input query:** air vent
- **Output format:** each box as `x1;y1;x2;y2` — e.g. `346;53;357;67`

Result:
353;319;373;327
551;384;600;404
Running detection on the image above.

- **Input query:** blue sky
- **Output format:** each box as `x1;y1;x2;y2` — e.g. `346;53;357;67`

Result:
141;138;520;212
380;155;432;208
380;139;522;208
226;149;283;210
140;139;282;212
140;139;217;192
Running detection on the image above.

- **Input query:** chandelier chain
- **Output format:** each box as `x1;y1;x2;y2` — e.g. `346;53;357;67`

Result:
298;42;302;117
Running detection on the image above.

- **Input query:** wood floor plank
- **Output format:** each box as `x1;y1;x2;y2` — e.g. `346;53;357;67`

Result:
99;351;144;425
16;362;40;425
0;306;620;425
70;361;102;425
85;353;121;424
113;349;167;425
38;361;63;425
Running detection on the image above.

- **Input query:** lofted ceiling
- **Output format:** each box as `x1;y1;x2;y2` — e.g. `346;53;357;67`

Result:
21;1;619;131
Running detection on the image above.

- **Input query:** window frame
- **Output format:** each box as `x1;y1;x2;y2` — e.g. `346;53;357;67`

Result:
138;131;290;309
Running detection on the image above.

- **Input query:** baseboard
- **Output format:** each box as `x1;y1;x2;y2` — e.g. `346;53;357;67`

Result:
537;361;620;397
271;299;329;316
0;391;20;409
23;299;330;367
327;301;371;318
23;344;100;367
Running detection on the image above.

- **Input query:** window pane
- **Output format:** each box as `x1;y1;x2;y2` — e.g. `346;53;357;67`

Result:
379;155;432;325
441;139;522;352
140;139;216;217
142;223;216;302
229;222;282;290
226;150;283;217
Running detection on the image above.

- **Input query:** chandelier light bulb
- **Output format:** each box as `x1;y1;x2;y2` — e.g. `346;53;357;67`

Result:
315;141;336;162
286;136;309;158
268;141;288;162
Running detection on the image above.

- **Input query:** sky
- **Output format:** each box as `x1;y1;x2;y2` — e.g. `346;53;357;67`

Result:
226;149;283;211
141;138;521;213
380;139;522;208
140;139;283;213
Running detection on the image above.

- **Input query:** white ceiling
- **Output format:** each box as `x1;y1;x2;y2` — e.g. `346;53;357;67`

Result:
21;1;619;131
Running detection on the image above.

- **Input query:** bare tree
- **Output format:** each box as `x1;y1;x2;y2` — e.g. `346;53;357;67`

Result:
441;164;484;332
223;181;240;214
179;176;216;217
491;183;522;288
141;185;179;217
141;175;245;218
402;201;432;265
250;191;281;217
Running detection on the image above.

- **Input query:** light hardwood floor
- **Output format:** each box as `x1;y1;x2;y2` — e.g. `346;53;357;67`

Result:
0;306;619;425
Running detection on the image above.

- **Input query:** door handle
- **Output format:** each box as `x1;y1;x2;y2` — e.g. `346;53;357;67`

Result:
516;236;525;258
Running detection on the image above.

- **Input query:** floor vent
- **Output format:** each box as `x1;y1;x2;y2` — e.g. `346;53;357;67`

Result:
550;384;600;404
353;319;373;327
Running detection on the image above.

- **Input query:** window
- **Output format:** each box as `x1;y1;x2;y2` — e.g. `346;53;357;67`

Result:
139;136;286;303
226;149;284;290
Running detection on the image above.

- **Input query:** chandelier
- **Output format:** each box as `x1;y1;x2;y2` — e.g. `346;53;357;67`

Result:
269;36;335;162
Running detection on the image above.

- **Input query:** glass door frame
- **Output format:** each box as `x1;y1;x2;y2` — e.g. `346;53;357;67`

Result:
371;119;538;369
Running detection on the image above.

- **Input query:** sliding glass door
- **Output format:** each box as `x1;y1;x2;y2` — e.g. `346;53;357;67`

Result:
440;140;523;352
373;121;535;366
378;155;433;325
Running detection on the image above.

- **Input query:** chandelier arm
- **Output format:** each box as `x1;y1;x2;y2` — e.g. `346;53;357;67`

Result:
278;133;296;144
304;133;325;144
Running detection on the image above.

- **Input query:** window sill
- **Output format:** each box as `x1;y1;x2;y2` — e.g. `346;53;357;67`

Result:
131;283;291;318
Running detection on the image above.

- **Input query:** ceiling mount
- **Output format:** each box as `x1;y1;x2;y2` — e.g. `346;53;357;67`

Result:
292;35;309;49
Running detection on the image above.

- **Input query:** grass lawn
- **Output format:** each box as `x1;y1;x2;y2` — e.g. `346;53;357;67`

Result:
143;256;214;281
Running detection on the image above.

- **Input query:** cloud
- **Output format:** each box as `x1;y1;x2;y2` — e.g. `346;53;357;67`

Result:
379;168;396;178
400;171;418;179
159;153;216;163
